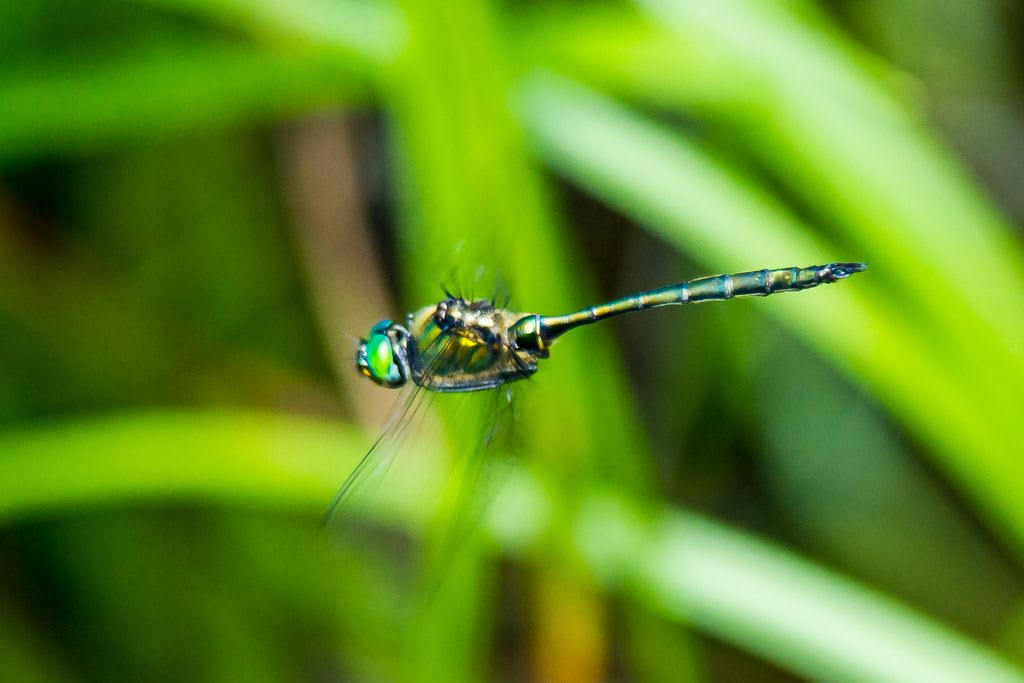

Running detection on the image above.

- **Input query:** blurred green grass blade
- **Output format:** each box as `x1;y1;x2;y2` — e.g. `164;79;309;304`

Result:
757;337;1019;634
384;0;634;677
407;547;493;683
518;74;1024;559
387;0;648;487
515;3;894;132
3;412;1022;683
133;0;403;68
518;74;914;399
634;0;1024;350
522;0;1024;393
633;0;1024;465
0;42;367;164
0;411;363;520
590;505;1024;683
755;337;1019;633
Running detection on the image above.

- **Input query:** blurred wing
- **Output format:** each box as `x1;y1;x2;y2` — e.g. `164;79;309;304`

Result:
421;383;519;584
321;331;459;528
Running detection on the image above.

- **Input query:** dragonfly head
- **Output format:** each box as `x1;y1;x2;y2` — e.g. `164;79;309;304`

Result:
356;320;412;389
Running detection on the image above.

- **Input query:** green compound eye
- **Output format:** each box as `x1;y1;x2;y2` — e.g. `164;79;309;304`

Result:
356;320;408;389
370;320;393;336
367;333;400;384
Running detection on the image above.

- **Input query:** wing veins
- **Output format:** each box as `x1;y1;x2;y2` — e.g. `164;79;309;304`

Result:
321;330;461;527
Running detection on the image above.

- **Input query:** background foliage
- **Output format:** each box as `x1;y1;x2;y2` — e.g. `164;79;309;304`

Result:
1;0;1023;681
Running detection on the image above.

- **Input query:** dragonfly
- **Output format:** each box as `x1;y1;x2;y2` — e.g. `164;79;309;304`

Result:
330;262;866;525
355;262;867;393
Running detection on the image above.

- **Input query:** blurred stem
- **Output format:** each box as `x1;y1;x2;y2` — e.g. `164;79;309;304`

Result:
623;604;705;683
384;0;531;676
277;115;395;426
532;568;606;683
382;0;641;679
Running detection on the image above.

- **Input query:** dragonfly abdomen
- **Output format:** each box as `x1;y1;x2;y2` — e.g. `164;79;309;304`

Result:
674;264;852;302
511;262;865;352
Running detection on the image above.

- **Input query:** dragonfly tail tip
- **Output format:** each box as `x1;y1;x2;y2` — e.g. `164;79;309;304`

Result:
828;262;868;279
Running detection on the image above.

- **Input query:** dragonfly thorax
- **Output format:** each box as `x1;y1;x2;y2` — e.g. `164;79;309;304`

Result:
391;297;540;392
432;297;502;341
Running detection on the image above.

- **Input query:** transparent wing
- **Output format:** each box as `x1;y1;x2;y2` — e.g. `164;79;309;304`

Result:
420;383;520;586
321;331;459;529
